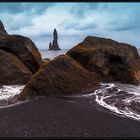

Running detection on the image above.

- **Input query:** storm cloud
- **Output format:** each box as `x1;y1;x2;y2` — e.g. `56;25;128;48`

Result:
0;2;140;49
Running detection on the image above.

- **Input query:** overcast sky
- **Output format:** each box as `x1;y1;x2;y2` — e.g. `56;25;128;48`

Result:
0;2;140;49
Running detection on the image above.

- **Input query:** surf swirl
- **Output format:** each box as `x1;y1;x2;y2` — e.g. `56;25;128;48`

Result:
94;83;140;121
0;85;24;107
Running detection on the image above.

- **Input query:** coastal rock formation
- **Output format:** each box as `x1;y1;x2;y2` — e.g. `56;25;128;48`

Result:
0;35;43;73
0;20;43;85
49;28;61;50
0;49;32;85
43;58;51;63
18;54;99;100
0;20;8;35
67;36;140;85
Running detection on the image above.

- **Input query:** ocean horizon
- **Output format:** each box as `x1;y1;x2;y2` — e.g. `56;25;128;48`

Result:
39;48;140;59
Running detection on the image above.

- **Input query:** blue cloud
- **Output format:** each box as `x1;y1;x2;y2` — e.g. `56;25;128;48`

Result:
0;3;53;14
0;2;140;49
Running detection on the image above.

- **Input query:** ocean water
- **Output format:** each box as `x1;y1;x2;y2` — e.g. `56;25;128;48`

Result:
94;83;140;121
1;49;140;122
40;49;69;59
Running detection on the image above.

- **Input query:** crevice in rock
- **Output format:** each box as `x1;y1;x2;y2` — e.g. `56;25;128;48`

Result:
109;54;123;64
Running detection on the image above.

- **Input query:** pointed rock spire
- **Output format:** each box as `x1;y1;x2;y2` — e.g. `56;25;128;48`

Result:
49;28;61;50
0;20;8;35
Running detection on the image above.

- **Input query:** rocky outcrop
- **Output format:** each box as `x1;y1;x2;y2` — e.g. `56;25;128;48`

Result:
18;54;99;100
49;28;61;50
0;20;43;85
0;35;43;74
43;58;51;63
0;49;32;85
0;20;8;35
67;36;140;85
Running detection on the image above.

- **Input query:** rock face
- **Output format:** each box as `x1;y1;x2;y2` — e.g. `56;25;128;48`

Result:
0;35;43;74
67;36;140;85
0;49;32;85
49;28;61;50
0;20;43;85
18;54;99;100
0;20;8;35
43;58;51;63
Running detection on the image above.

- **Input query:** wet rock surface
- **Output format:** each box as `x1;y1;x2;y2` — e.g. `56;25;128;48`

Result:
0;20;8;35
0;49;32;85
67;36;140;85
19;54;99;100
0;20;43;85
0;35;42;74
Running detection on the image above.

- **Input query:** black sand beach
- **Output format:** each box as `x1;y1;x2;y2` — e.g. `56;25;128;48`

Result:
0;96;140;138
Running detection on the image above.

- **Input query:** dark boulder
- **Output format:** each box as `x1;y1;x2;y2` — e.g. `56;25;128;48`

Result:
18;54;99;100
67;36;140;85
0;35;43;74
0;20;8;35
0;49;32;85
0;20;43;85
43;58;51;63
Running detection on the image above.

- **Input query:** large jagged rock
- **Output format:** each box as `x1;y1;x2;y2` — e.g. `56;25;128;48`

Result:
0;20;43;85
0;49;32;85
67;36;140;85
48;28;61;50
0;20;8;35
0;35;43;73
0;20;43;74
18;54;99;100
43;58;51;63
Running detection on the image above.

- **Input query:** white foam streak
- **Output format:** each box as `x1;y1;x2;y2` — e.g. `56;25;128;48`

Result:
94;83;140;121
0;85;24;106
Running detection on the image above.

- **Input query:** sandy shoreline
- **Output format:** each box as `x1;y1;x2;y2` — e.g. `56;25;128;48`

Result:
0;96;140;138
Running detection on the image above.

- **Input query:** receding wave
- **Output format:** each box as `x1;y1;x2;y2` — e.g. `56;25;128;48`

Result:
1;83;140;122
94;83;140;121
0;85;24;107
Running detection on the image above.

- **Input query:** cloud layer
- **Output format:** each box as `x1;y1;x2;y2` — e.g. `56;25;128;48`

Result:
0;2;140;49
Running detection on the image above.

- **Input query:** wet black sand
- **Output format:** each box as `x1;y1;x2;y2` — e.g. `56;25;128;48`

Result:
0;96;140;138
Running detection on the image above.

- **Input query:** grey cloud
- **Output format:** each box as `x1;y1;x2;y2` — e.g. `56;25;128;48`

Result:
69;3;100;18
107;26;139;31
0;3;53;14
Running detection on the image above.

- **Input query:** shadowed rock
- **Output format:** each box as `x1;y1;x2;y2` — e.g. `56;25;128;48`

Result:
0;20;8;35
43;58;51;63
0;20;43;85
18;54;99;100
67;36;140;85
0;20;43;74
0;35;43;74
0;49;32;85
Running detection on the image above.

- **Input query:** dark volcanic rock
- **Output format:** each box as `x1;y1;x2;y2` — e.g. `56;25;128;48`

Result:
67;36;140;85
0;35;43;74
0;49;32;85
18;54;99;100
43;58;51;63
0;20;8;35
0;20;43;74
0;20;43;85
49;28;61;50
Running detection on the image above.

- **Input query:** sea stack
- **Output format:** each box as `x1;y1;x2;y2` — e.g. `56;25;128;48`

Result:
49;28;61;50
